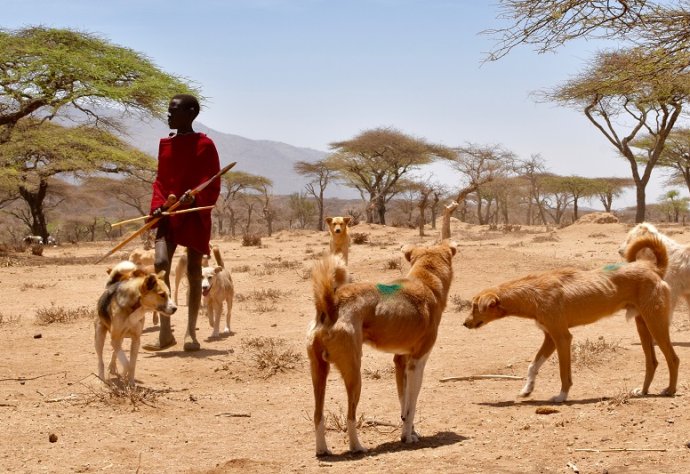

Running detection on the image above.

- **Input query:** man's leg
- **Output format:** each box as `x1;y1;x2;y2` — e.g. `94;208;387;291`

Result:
184;247;203;351
143;237;177;350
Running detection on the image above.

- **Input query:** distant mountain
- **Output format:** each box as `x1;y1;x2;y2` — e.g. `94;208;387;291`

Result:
115;115;330;196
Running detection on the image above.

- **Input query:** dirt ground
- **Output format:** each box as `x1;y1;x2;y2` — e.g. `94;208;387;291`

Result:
2;218;690;473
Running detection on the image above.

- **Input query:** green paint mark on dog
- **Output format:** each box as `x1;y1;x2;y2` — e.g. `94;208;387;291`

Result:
602;263;625;272
377;283;402;295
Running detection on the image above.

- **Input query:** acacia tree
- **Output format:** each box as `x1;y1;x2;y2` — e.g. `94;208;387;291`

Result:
328;128;455;225
544;47;690;222
0;120;155;239
644;128;690;194
218;171;270;237
558;175;598;221
658;189;689;222
294;159;335;231
591;177;635;212
0;26;194;139
445;143;514;224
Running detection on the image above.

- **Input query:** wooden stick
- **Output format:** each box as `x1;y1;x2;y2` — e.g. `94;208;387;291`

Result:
110;205;216;227
574;448;667;453
0;371;67;383
440;374;524;382
215;412;251;418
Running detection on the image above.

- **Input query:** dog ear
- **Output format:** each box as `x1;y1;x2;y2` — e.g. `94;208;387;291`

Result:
325;217;333;225
479;293;500;312
214;266;223;274
143;274;157;292
447;240;458;256
156;270;166;280
401;244;415;262
343;217;351;225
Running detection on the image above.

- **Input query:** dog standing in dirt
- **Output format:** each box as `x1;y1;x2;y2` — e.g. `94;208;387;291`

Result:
201;246;234;338
95;262;177;384
174;252;210;306
464;234;679;403
325;216;351;264
620;222;690;323
307;240;457;455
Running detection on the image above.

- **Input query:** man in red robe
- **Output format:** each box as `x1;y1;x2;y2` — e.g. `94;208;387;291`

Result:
143;94;221;352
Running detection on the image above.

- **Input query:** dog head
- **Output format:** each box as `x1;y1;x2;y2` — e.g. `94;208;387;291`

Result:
139;271;177;315
402;240;458;266
463;291;505;329
619;222;658;257
325;216;351;235
201;265;224;297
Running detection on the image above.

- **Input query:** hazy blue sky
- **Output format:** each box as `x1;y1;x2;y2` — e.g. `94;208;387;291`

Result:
5;0;683;207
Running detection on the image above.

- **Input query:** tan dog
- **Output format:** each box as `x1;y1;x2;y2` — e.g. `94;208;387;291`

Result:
201;246;234;338
307;240;457;455
95;261;177;384
325;216;351;264
464;234;679;403
619;222;690;323
128;248;155;267
174;252;210;306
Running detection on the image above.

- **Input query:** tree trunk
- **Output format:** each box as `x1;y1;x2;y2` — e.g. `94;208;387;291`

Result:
317;189;324;231
635;184;646;223
376;195;386;225
573;198;579;221
441;201;459;240
18;180;49;240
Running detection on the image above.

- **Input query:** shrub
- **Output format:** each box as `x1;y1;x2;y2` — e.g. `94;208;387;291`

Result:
35;304;96;325
351;232;369;245
242;234;262;247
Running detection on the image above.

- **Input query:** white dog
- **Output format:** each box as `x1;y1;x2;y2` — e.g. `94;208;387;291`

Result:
202;246;234;338
620;222;690;322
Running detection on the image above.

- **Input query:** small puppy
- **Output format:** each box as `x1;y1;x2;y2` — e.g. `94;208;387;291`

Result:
307;240;457;455
201;246;234;338
95;261;177;384
619;222;690;322
325;216;351;264
464;234;679;403
174;252;210;306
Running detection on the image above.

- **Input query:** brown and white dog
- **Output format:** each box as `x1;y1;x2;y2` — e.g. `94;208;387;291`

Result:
174;252;210;306
619;222;690;323
95;261;177;384
464;234;679;403
325;216;351;264
307;240;457;455
201;246;234;338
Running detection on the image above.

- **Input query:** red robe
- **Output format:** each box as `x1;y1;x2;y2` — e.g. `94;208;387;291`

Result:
150;133;221;255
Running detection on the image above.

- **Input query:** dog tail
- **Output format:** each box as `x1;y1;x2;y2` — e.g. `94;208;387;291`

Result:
312;254;348;325
624;234;668;278
212;245;224;269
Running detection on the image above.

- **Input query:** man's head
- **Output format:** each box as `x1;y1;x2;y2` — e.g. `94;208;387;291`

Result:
167;94;200;131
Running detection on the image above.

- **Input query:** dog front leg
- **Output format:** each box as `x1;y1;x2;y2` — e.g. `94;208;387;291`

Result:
126;335;141;385
223;296;233;335
400;353;429;443
551;330;573;403
520;332;555;397
393;354;407;412
308;340;331;456
210;302;221;338
94;323;107;381
111;337;129;378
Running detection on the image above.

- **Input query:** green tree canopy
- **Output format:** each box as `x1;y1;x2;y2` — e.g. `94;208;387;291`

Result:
328;127;455;225
0;119;155;238
0;26;196;136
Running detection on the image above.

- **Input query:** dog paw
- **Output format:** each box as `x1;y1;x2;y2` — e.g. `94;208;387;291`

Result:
519;386;533;397
350;443;367;453
315;448;332;457
222;327;231;335
548;392;567;403
402;433;420;443
631;387;647;397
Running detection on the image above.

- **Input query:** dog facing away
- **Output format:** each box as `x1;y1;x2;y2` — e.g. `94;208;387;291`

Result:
95;261;177;384
174;251;210;306
201;246;234;338
620;222;690;323
307;240;457;455
464;234;679;403
129;248;155;267
325;216;351;264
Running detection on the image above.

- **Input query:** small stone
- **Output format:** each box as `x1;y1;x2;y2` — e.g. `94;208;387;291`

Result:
685;440;690;449
49;433;58;443
34;333;42;339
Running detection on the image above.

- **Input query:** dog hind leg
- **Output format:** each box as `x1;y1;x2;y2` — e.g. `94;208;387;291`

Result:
111;337;129;378
126;335;140;385
308;339;331;456
331;345;365;452
641;313;679;396
94;323;107;380
520;331;556;397
632;315;658;396
400;353;429;443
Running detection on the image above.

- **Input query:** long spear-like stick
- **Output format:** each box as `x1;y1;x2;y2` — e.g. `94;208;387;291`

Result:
110;205;216;228
96;162;236;263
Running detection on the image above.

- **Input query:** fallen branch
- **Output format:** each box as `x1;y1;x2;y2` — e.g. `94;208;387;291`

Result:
0;403;17;408
440;374;524;382
0;371;67;383
574;447;667;453
45;394;80;403
215;412;251;418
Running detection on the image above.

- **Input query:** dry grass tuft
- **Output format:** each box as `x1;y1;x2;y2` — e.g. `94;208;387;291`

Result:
385;258;401;270
235;288;285;302
1;256;20;267
571;336;622;367
231;264;251;273
0;312;21;325
606;390;632;407
30;244;44;256
241;337;302;377
532;233;559;243
84;379;169;410
20;282;51;291
35;304;96;325
351;232;369;245
450;294;472;312
263;259;302;271
363;367;394;380
242;234;262;247
326;409;365;432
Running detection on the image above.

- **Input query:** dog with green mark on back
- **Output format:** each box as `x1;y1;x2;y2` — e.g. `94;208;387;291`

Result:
306;240;457;456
